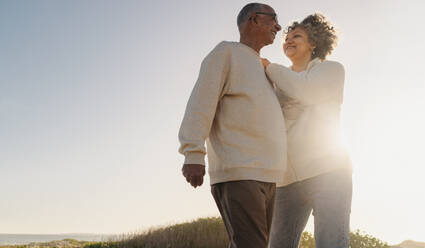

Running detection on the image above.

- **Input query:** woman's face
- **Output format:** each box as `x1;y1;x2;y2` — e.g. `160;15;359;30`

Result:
283;27;315;62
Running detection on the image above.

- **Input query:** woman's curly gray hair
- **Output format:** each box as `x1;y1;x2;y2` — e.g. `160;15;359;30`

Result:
285;13;338;60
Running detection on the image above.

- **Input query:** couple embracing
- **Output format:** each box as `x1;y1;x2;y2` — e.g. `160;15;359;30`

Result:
178;3;352;248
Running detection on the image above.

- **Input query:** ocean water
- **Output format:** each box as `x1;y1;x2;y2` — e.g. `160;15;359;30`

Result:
0;233;111;245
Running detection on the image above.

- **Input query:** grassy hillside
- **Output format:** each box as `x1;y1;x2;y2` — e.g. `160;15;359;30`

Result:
85;217;392;248
3;217;420;248
86;217;228;248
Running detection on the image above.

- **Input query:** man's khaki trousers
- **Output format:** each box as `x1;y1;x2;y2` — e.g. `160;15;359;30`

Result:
211;180;276;248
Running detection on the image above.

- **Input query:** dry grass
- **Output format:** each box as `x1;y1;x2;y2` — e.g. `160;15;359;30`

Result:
116;217;228;248
85;217;228;248
85;217;391;248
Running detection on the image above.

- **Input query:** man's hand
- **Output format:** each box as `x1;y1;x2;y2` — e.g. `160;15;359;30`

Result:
182;164;206;188
261;58;271;68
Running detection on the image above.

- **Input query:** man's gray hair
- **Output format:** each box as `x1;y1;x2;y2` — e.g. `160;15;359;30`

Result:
237;3;267;27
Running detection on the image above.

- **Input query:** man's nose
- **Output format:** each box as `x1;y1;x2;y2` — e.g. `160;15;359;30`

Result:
275;23;282;32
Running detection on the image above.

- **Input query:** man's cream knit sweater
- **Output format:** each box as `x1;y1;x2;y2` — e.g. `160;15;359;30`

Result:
266;58;352;187
179;41;287;185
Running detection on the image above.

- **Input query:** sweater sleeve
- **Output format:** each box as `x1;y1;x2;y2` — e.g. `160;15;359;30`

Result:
178;42;230;165
266;61;345;105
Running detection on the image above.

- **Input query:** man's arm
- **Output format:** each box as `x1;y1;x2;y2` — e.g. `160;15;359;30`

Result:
178;42;230;188
265;61;345;105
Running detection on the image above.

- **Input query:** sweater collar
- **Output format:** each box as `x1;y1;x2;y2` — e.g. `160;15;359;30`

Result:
306;57;321;71
237;42;260;57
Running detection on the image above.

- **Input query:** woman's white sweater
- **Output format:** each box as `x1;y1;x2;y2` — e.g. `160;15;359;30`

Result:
266;58;352;187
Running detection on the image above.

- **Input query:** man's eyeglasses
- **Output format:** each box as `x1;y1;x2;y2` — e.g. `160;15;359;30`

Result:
255;12;278;23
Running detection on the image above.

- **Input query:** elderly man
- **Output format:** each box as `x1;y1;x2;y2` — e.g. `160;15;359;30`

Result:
178;3;286;247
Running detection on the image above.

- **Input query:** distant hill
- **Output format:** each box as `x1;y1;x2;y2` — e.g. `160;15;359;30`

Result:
0;238;91;248
392;240;425;248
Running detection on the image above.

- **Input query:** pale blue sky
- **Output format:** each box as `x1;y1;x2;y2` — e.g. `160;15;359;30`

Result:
1;0;424;244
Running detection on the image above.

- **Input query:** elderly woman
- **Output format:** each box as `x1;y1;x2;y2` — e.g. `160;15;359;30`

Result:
262;14;352;248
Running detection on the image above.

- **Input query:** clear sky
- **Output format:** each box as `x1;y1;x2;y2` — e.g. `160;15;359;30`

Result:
1;0;424;245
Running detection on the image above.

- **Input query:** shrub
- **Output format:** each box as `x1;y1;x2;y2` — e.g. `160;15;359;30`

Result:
299;229;390;248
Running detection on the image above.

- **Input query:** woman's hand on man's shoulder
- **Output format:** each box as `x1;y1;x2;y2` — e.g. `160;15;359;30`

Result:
261;58;271;68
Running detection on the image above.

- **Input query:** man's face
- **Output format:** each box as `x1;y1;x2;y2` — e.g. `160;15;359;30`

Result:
251;6;282;46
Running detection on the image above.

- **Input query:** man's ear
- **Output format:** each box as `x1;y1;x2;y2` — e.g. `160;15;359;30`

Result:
249;14;258;24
